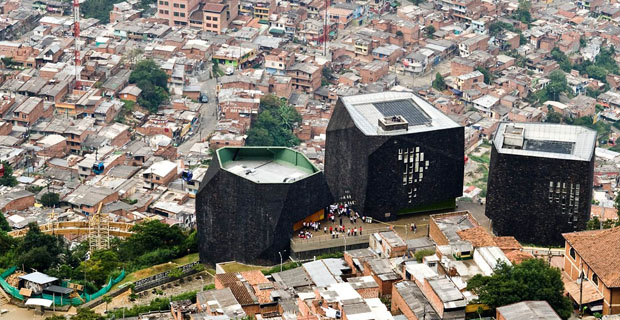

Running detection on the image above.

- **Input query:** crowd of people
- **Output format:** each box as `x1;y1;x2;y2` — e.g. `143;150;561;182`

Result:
297;204;372;240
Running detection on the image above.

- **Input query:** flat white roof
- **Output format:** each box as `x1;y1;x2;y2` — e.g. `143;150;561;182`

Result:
145;160;177;177
224;160;313;184
340;91;461;136
493;122;596;161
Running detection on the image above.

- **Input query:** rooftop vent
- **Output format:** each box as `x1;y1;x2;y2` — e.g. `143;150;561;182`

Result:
378;115;408;132
503;124;524;149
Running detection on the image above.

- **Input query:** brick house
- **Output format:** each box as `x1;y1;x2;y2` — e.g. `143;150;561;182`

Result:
142;160;178;189
196;288;246;318
368;231;407;258
391;280;439;320
98;123;131;147
347;276;379;299
287;63;322;93
65;185;119;215
359;60;388;84
64;118;96;154
459;34;489;57
0;190;35;212
13;97;45;127
119;85;142;102
562;228;620;315
421;276;467;319
35;134;68;158
361;258;401;297
372;44;404;64
451;57;478;77
456;70;484;92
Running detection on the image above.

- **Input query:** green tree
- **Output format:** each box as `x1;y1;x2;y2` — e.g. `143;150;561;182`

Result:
432;72;445;91
615;192;620;218
546;70;567;101
545;111;562;123
425;25;436;38
586;216;601;230
259;94;284;112
1;57;18;68
245;127;273;146
246;103;302;147
585;65;608;81
121;220;185;260
40;192;60;207
17;223;65;271
595;46;619;74
78;250;121;285
70;308;105;320
514;0;532;23
129;60;169;113
550;47;572;72
476;66;493;84
0;210;10;232
467;259;573;319
580;36;587;48
0;161;17;187
0;231;15;254
277;105;302;130
81;0;123;23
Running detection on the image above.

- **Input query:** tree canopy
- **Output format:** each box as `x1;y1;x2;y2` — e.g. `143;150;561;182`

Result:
467;259;573;319
129;60;169;113
0;210;9;232
550;47;572;72
78;250;121;285
476;66;493;85
425;25;436;38
538;70;568;102
40;192;60;207
17;223;65;271
432;72;446;91
0;161;17;187
246;95;301;147
513;0;532;24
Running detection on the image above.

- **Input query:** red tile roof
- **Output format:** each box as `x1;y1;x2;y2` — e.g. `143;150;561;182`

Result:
563;227;620;288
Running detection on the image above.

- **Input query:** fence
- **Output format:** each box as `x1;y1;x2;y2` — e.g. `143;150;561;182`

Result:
0;267;125;306
134;261;201;293
0;266;23;301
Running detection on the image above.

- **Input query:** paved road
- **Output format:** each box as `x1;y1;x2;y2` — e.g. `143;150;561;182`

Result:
177;78;218;154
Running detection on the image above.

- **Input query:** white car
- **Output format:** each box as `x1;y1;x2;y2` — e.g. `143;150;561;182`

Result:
225;67;234;75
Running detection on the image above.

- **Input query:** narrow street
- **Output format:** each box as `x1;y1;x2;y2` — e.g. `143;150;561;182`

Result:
177;78;218;154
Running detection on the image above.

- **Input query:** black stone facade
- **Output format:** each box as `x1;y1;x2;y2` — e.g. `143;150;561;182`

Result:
195;155;333;264
485;144;595;246
324;98;465;220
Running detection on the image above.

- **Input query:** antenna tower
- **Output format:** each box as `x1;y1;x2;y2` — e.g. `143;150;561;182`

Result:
73;0;81;87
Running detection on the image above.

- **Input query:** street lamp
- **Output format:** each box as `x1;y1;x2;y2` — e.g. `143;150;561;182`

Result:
278;250;287;272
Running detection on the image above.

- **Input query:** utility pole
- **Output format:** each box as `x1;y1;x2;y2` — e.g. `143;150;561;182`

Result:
579;263;584;318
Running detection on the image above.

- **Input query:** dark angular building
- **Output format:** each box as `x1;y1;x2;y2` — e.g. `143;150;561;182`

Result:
325;92;464;220
196;147;332;264
485;123;596;245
